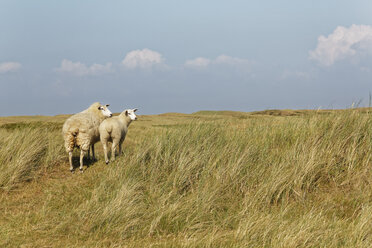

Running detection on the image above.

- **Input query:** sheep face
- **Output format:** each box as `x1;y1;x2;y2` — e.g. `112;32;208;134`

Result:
125;108;138;121
99;104;113;117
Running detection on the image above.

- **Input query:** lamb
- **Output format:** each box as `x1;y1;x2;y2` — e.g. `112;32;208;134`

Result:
62;102;112;172
99;108;138;164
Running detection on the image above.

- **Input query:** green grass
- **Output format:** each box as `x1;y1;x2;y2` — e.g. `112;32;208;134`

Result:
1;109;372;247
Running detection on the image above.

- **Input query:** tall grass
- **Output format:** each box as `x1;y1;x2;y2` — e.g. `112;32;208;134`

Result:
1;110;372;247
0;123;64;190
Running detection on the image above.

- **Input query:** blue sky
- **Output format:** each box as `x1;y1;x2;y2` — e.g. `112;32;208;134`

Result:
1;1;372;115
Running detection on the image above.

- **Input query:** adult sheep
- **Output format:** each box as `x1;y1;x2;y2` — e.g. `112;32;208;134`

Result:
62;102;112;173
99;108;138;164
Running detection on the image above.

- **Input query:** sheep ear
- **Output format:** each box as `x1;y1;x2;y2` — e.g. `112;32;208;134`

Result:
106;104;110;107
125;110;129;116
98;106;103;110
133;108;138;112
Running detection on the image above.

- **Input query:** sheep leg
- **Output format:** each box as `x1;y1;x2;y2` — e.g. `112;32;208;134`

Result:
103;142;109;164
79;150;86;172
91;144;95;161
111;140;118;162
119;142;122;156
69;151;74;173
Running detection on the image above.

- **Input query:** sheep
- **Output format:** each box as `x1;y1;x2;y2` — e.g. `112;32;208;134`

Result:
99;108;138;164
62;102;112;172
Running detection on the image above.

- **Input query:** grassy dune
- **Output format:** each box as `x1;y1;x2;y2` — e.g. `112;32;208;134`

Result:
1;109;372;247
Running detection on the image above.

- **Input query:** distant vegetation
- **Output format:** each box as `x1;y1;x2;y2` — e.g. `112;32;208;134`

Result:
1;109;372;247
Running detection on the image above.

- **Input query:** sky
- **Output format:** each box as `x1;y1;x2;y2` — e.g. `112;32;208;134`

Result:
1;0;372;116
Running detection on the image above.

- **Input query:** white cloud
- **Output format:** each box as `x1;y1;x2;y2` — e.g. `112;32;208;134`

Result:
280;70;311;80
185;55;252;68
309;24;372;66
0;62;22;73
56;59;113;76
214;55;251;66
185;57;211;67
360;67;372;73
122;48;164;69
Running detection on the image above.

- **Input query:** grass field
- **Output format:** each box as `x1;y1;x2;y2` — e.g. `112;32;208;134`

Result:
1;108;372;247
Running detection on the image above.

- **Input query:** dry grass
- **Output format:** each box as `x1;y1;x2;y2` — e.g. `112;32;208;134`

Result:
1;109;372;247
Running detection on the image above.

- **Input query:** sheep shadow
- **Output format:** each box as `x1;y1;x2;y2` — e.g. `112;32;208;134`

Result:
70;156;97;171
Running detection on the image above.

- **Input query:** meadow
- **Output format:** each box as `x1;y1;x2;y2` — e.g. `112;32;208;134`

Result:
1;109;372;247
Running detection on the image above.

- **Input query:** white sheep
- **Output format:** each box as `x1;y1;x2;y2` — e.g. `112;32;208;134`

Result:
99;108;138;164
62;102;112;172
